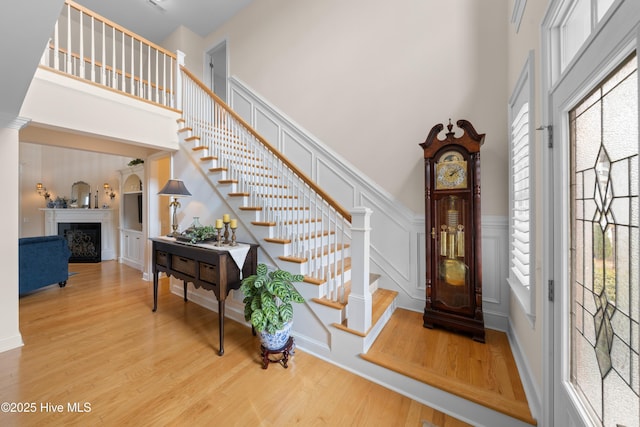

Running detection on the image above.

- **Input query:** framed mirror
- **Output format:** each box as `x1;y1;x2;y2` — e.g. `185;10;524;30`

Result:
71;181;91;208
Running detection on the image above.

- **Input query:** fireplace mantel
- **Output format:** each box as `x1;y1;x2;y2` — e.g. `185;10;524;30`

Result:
41;208;116;261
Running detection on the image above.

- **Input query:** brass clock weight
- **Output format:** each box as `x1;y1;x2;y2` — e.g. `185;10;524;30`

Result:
420;119;485;342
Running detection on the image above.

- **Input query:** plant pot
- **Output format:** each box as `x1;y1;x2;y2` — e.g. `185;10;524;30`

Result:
258;321;293;350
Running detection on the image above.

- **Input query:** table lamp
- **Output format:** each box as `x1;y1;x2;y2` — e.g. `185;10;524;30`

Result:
158;179;191;236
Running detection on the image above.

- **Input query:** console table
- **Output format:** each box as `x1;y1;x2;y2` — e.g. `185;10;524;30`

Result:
150;237;258;356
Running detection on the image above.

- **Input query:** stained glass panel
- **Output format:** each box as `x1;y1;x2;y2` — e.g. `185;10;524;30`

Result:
570;53;639;427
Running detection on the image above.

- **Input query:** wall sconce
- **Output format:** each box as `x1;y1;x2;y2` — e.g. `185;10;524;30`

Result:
36;182;50;199
103;183;116;200
158;179;191;236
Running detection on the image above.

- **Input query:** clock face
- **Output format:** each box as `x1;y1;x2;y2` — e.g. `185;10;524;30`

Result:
435;151;468;190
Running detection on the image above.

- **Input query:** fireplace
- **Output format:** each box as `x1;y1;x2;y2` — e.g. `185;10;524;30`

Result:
43;208;116;261
58;222;101;263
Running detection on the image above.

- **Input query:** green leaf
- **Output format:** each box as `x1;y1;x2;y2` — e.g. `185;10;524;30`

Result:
280;302;294;323
271;281;289;300
251;310;266;332
290;287;305;303
250;296;261;311
243;301;253;321
254;276;266;288
265;278;279;294
257;263;268;276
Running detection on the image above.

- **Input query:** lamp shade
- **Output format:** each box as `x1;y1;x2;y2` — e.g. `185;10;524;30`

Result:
158;179;191;197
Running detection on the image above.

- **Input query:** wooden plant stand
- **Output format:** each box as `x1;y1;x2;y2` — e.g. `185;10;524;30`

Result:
260;337;294;369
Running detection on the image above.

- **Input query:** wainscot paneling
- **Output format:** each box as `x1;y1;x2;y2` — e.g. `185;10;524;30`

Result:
229;77;510;328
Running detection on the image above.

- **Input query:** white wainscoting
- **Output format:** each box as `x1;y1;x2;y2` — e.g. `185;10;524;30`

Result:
229;77;510;330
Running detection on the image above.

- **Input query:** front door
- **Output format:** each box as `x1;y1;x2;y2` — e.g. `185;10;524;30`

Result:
550;51;639;426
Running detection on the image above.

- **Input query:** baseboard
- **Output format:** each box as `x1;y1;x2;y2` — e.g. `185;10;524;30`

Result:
0;333;24;354
483;309;510;332
507;320;542;422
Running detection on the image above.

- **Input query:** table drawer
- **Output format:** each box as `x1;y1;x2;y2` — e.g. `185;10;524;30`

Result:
171;254;196;276
155;250;168;267
200;262;218;284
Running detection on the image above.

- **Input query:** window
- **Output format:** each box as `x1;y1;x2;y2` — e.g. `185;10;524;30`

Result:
508;51;535;319
551;0;619;76
569;52;638;427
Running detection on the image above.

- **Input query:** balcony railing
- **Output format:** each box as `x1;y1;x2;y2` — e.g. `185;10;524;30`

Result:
40;0;176;109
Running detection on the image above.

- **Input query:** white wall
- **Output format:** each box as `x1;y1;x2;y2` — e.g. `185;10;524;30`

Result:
0;126;23;353
20;68;181;154
184;0;510;217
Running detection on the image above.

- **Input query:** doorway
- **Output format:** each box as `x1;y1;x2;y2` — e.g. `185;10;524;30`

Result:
206;40;228;103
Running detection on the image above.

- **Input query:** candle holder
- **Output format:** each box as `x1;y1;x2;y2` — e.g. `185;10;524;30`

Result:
223;220;230;244
216;226;224;247
230;225;238;246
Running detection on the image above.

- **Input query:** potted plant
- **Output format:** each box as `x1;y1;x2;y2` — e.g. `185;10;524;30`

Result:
240;263;305;350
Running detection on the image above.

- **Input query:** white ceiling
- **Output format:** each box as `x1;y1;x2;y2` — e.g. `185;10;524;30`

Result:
75;0;254;43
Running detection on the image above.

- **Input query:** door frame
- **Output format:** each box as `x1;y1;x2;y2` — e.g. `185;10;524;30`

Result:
541;1;640;425
203;39;229;103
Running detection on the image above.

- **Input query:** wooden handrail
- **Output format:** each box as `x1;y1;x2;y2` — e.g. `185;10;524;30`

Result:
65;0;176;60
181;66;352;223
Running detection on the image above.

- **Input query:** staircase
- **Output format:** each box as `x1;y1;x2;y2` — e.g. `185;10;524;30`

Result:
177;67;397;353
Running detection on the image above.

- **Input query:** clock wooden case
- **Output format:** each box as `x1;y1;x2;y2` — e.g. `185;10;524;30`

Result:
419;119;485;342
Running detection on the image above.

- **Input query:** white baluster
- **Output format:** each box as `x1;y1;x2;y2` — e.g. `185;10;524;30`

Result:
66;3;72;73
101;21;106;84
53;22;59;70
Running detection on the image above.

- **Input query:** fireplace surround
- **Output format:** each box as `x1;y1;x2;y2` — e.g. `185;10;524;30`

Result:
42;208;116;261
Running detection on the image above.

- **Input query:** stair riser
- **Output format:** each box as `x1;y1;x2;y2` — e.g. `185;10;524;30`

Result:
310;302;345;324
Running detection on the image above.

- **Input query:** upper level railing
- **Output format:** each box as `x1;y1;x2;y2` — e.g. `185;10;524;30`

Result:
40;0;176;109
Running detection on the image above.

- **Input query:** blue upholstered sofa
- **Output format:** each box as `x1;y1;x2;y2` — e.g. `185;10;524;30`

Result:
19;236;71;296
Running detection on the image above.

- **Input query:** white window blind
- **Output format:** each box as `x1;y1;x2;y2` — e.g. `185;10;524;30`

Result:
507;50;535;318
511;103;531;288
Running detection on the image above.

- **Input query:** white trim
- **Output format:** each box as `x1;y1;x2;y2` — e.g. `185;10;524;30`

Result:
511;0;528;33
0;333;23;354
507;320;542;422
541;1;640;426
507;50;536;322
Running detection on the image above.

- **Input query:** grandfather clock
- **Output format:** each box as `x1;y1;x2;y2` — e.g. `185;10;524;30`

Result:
420;119;485;342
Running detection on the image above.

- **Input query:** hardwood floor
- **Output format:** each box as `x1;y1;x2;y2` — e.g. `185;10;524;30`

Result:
362;309;536;425
0;261;469;426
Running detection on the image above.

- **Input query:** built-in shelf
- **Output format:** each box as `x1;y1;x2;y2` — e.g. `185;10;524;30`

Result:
119;165;144;271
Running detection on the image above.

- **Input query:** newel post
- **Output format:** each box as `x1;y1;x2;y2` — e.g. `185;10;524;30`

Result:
347;207;372;333
175;50;185;111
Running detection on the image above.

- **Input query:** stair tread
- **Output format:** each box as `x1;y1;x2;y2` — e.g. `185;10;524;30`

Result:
303;257;351;284
311;273;378;310
332;288;398;337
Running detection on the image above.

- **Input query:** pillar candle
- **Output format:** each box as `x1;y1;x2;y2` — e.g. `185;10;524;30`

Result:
230;219;237;228
223;214;230;223
215;219;223;229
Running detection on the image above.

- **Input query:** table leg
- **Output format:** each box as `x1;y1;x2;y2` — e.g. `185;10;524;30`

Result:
183;281;188;302
218;300;225;356
152;273;158;312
